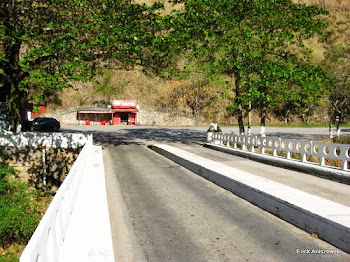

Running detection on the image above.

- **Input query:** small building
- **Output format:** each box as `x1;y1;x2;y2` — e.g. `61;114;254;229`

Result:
77;100;139;125
22;104;46;121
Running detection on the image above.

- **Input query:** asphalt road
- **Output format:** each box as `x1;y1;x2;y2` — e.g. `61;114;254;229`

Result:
61;125;350;143
67;125;348;261
104;144;350;261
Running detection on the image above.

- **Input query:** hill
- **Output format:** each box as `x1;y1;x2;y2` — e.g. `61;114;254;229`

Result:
47;1;349;126
294;0;350;11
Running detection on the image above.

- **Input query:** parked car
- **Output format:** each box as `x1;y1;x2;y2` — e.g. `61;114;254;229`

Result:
21;120;33;131
30;117;60;131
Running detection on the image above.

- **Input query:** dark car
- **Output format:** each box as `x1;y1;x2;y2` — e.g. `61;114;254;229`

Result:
30;117;60;131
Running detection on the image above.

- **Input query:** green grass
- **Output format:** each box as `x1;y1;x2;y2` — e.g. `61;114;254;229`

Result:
0;252;19;262
0;160;52;260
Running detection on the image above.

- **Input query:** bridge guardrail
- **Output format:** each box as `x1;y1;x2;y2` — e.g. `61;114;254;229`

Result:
20;134;93;262
0;132;89;148
210;133;350;171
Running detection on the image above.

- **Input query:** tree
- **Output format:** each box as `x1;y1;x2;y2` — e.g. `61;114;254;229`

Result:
170;0;329;134
167;74;215;118
0;0;168;131
323;44;350;136
250;57;331;128
272;64;331;123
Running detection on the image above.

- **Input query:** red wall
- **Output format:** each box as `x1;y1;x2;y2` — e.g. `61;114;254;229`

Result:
129;113;136;125
31;105;46;118
113;113;121;125
22;104;46;121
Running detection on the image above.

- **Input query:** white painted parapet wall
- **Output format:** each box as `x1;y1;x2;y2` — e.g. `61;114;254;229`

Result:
209;133;350;171
20;135;93;262
0;131;89;148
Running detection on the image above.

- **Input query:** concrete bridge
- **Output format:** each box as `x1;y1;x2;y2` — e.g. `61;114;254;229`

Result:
11;126;350;261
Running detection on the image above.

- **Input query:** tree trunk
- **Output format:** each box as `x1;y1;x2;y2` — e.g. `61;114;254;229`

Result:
247;101;251;135
284;108;290;123
237;103;245;134
260;102;266;137
3;37;25;132
328;122;333;138
232;74;245;134
7;82;26;132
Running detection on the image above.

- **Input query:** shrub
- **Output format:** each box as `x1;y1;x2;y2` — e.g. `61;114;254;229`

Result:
0;162;16;195
0;252;18;262
207;125;222;133
333;136;350;144
0;160;42;249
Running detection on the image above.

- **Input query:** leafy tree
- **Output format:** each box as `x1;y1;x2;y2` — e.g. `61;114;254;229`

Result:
252;57;331;126
0;0;168;131
170;0;329;133
323;44;350;134
167;74;215;117
272;64;331;123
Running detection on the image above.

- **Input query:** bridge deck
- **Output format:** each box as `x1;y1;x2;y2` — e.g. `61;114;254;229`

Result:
171;143;350;207
150;143;350;253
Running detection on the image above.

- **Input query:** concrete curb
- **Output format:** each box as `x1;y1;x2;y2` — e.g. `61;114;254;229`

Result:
204;143;350;185
150;144;350;254
58;145;115;262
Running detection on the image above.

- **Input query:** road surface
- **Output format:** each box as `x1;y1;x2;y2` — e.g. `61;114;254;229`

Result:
61;125;350;142
60;126;350;261
91;133;349;261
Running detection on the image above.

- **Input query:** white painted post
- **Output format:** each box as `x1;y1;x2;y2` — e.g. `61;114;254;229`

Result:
260;126;266;137
206;132;213;143
273;149;277;157
42;148;47;187
251;145;255;153
302;153;307;162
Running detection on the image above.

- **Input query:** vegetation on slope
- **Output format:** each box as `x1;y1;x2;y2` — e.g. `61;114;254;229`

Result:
2;0;349;128
0;0;170;130
0;160;52;260
294;0;350;11
55;0;348;127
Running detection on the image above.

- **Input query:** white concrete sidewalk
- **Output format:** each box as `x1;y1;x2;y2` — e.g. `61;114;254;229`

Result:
59;145;115;262
151;144;350;254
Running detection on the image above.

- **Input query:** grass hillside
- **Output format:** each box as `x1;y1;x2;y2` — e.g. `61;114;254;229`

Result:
294;0;350;11
49;1;349;126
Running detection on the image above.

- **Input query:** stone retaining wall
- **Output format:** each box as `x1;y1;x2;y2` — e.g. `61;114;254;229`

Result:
46;107;199;126
0;146;81;191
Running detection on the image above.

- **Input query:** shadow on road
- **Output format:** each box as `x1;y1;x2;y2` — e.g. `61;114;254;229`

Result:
61;125;350;147
61;127;206;146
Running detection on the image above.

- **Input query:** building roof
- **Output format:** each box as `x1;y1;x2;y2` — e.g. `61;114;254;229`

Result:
78;110;115;114
77;109;138;114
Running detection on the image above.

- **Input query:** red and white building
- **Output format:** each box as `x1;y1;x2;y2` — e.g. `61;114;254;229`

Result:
22;104;46;121
77;100;139;125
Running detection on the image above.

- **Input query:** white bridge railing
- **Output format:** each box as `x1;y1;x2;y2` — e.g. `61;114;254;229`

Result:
20;135;93;262
208;133;350;171
0;131;89;148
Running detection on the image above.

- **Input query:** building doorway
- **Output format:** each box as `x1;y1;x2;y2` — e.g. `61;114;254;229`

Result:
120;112;129;124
